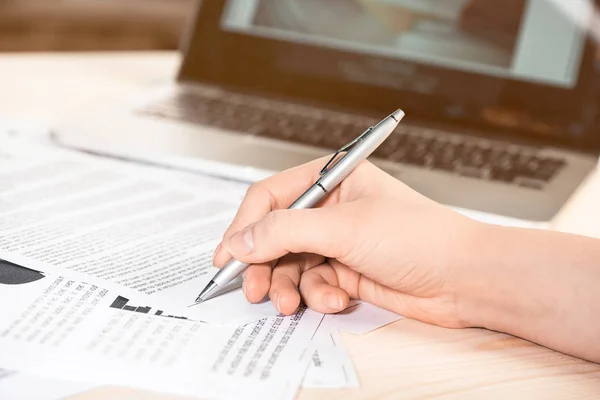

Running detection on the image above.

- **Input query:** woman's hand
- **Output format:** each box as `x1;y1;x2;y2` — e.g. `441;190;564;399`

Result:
212;156;483;328
211;155;600;363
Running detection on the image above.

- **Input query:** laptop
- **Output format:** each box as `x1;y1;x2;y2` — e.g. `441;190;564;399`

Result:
52;0;600;226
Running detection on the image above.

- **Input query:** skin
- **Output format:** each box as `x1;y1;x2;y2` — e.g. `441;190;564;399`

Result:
213;157;600;364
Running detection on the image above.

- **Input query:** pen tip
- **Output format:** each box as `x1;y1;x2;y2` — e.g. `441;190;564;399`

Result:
195;280;220;303
391;109;405;122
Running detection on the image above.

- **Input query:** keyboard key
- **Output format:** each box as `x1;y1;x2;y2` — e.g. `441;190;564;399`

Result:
490;168;517;183
516;178;544;190
457;166;484;179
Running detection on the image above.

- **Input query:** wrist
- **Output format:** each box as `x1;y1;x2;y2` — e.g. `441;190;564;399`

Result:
452;222;538;332
452;220;600;363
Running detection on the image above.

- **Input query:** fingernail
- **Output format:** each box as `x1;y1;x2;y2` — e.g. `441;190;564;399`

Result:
325;293;343;311
245;276;253;291
212;243;222;261
272;292;281;313
227;227;254;256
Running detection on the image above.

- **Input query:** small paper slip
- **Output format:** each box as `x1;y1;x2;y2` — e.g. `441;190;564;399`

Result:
302;315;359;389
333;301;404;335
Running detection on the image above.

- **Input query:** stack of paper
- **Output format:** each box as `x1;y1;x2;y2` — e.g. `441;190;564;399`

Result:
0;135;403;399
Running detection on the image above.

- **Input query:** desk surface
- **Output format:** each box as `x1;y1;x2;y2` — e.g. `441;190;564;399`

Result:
1;51;599;400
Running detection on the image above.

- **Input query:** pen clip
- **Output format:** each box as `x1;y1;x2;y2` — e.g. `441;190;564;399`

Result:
320;127;373;175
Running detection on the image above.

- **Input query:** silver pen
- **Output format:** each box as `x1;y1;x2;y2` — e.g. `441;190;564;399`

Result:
195;109;405;303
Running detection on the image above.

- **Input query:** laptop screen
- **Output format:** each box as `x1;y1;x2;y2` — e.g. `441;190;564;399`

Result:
180;0;600;152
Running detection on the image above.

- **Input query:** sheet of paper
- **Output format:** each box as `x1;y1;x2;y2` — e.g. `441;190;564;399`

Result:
0;317;354;397
0;271;353;394
0;140;361;394
1;335;360;398
0;117;51;144
302;316;359;389
332;302;404;335
0;140;281;326
0;268;324;400
0;262;349;396
0;369;96;400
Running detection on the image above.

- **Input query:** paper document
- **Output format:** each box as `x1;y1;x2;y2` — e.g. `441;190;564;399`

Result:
0;369;96;400
0;261;353;394
333;302;404;335
0;335;359;396
0;140;279;325
0;138;401;397
0;137;412;397
0;268;323;400
302;316;359;389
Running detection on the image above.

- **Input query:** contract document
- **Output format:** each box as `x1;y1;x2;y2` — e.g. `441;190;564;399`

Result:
0;269;324;400
0;137;401;397
0;139;279;325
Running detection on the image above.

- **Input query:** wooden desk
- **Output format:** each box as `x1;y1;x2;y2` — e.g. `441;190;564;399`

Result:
1;52;599;400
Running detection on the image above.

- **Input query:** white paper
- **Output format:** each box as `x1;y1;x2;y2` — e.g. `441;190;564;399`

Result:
0;316;355;397
0;140;281;325
0;369;96;400
302;316;359;389
0;317;360;395
0;117;51;144
333;302;404;335
0;138;411;394
0;263;347;395
0;268;324;400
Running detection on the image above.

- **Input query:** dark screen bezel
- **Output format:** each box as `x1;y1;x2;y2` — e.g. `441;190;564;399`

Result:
178;0;600;154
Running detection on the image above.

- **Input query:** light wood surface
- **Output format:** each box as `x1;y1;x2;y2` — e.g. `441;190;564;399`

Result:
1;51;599;399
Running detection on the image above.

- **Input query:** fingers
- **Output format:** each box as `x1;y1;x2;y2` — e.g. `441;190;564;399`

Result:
269;253;325;315
213;156;330;266
269;260;301;316
328;258;425;324
242;263;272;303
223;204;357;264
299;264;350;314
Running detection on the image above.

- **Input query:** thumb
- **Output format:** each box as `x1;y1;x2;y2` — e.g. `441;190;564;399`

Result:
223;205;356;264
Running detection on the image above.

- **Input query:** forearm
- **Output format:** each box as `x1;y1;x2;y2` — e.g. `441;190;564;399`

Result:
459;223;600;363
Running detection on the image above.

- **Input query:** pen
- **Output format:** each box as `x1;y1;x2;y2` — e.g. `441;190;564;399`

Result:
195;109;405;303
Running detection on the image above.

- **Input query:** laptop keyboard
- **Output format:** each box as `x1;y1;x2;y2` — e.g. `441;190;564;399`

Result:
138;87;566;189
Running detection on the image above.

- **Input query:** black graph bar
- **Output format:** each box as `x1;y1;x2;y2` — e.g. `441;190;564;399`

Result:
108;297;186;320
109;296;129;309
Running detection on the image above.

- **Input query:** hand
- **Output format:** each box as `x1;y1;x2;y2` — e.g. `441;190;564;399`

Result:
213;157;483;328
212;156;600;364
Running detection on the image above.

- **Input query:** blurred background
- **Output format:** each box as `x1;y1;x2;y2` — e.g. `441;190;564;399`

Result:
0;0;194;52
2;0;600;235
